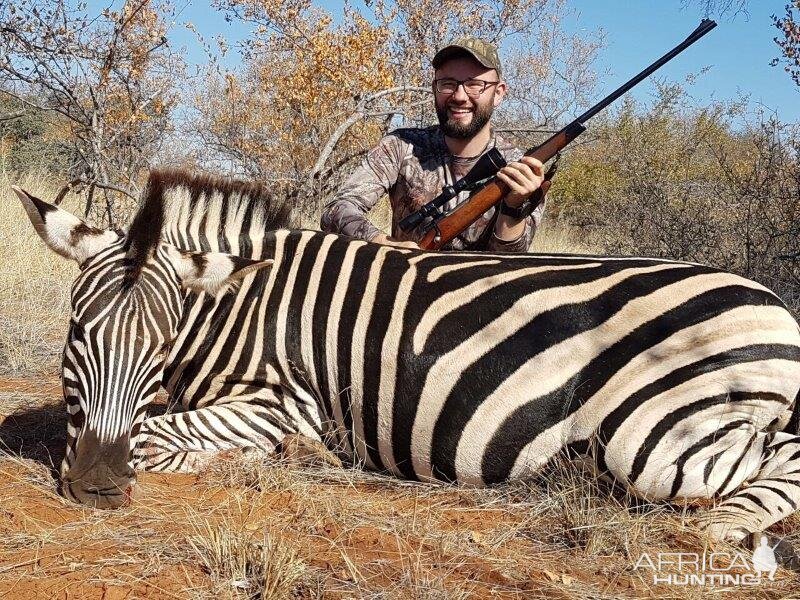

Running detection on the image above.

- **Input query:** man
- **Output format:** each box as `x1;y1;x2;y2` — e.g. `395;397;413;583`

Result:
320;36;549;252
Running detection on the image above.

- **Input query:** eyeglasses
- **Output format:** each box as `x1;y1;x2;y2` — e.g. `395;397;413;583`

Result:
433;78;500;98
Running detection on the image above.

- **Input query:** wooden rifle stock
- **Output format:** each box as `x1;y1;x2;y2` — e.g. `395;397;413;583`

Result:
416;19;717;251
419;125;583;250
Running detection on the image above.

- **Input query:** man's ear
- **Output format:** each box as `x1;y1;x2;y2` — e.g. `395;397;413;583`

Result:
165;246;273;295
11;186;119;264
493;79;507;108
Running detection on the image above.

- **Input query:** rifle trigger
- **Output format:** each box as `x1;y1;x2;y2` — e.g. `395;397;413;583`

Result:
433;221;442;245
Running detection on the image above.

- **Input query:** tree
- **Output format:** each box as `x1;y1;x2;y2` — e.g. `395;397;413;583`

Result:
553;88;800;312
772;1;800;87
0;0;184;225
685;0;800;89
0;92;72;174
191;0;602;219
681;0;748;17
191;0;420;214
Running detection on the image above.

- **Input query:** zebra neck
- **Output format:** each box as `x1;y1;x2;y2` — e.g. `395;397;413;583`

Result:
160;231;326;436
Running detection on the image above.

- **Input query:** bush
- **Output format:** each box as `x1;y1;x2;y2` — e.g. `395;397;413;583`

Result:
552;87;800;313
0;94;73;176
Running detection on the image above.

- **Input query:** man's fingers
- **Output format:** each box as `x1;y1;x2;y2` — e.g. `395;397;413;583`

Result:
503;161;537;182
519;156;544;177
503;160;545;187
496;170;529;194
500;165;531;186
499;164;542;192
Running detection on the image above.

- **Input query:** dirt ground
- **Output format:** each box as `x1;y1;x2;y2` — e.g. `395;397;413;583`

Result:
1;375;799;599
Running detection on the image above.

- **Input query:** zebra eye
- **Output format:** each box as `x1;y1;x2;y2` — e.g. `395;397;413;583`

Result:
69;321;86;343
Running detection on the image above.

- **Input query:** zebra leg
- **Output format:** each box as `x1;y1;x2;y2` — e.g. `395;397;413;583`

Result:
598;379;799;542
132;400;320;473
699;432;800;543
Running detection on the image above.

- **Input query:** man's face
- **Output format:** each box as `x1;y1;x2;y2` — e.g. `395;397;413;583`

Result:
433;55;507;140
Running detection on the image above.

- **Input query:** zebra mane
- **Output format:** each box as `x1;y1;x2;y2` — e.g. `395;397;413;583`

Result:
123;168;293;284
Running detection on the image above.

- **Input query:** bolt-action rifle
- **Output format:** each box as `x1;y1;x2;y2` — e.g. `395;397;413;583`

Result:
399;19;717;250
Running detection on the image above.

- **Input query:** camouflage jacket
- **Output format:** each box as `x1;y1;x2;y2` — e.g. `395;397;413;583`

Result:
320;126;544;252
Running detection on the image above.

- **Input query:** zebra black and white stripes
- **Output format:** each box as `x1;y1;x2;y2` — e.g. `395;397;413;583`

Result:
12;170;800;550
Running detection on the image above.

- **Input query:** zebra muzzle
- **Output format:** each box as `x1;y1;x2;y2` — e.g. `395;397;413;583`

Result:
64;469;136;506
61;431;136;509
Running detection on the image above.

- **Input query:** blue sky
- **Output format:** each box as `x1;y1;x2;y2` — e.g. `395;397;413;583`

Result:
567;1;799;122
170;0;799;122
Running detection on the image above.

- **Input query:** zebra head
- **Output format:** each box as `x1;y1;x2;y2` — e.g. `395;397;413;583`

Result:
12;186;272;508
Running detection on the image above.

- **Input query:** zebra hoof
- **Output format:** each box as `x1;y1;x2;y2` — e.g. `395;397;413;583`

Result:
703;521;749;543
748;532;800;572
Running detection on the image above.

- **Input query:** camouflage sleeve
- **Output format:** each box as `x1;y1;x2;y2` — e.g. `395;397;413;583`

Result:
482;134;544;252
484;199;545;253
320;135;404;241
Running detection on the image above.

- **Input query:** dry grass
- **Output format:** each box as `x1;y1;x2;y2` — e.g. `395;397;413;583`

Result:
188;512;306;599
529;217;599;254
1;414;799;598
0;169;78;374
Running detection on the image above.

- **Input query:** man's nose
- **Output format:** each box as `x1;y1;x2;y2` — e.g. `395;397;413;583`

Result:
450;83;470;101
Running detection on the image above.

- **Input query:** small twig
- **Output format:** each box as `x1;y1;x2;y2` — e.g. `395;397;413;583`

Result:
92;179;137;201
53;177;136;205
54;178;85;206
0;110;27;123
0;552;65;575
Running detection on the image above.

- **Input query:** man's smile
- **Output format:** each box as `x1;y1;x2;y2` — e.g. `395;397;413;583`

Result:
448;106;473;120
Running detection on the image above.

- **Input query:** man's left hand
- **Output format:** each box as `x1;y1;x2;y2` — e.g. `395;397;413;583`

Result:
496;156;546;208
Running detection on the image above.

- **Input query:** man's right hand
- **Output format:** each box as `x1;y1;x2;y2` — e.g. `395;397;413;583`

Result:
371;233;421;250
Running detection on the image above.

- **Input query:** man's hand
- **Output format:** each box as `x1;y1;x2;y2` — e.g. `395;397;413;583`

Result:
496;156;546;208
371;233;420;250
493;155;553;243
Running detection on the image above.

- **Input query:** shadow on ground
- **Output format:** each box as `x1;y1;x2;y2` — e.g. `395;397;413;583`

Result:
0;392;173;472
0;401;66;469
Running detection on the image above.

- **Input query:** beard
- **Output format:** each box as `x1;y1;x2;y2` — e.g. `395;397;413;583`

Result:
436;99;494;140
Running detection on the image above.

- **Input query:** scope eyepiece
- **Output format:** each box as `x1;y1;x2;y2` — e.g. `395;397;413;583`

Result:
399;210;426;231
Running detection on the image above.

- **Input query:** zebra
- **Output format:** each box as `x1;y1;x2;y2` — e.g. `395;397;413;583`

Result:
11;168;800;558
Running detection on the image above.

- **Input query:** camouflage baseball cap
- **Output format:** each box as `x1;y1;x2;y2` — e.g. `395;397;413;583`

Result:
432;36;502;76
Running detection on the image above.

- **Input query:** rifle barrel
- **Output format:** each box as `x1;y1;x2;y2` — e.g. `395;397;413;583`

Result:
574;19;717;125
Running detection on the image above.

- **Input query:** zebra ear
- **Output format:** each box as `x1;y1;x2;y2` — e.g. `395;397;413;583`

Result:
166;247;273;295
11;185;119;264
